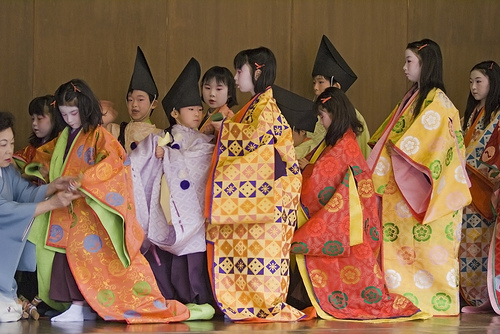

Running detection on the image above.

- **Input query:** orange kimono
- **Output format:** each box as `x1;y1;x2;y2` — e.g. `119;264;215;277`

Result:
27;126;189;323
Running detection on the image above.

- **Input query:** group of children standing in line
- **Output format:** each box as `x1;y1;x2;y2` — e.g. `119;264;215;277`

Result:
1;34;500;324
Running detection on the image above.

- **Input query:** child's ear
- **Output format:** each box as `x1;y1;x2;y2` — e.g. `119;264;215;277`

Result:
170;109;179;120
254;69;262;81
151;99;159;109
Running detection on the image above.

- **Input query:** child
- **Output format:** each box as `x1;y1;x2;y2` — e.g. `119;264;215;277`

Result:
460;61;500;312
130;58;215;320
26;79;189;323
12;95;65;317
290;87;426;321
13;95;65;174
367;39;471;316
301;35;371;160
99;100;118;128
0;111;81;323
199;66;237;134
204;47;305;322
272;85;317;168
106;46;163;152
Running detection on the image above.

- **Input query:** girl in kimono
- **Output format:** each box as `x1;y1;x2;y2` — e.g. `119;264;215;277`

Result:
12;95;66;315
460;61;500;312
130;58;215;320
27;79;189;323
367;39;471;316
204;47;305;322
0;111;81;322
291;87;425;321
199;66;237;134
295;35;370;162
13;95;65;175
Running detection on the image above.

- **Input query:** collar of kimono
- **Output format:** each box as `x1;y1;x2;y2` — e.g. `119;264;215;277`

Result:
130;118;153;124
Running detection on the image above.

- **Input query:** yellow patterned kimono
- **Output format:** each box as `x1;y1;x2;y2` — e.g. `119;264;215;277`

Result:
27;126;189;323
368;88;471;316
205;87;305;321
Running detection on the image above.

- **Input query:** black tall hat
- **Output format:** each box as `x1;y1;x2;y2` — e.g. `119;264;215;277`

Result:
312;35;357;92
128;46;158;99
162;57;202;117
272;85;317;133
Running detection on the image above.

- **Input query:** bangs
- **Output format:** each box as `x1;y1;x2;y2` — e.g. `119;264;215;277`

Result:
233;52;248;69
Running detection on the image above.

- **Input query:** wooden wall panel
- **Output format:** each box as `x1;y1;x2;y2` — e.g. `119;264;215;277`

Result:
165;0;292;111
0;0;33;148
33;0;169;130
408;0;500;115
291;0;409;134
1;0;500;151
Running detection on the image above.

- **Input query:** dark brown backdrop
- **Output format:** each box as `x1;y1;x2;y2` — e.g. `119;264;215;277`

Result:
1;0;499;150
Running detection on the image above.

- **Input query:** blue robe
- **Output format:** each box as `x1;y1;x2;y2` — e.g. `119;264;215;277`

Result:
0;165;47;300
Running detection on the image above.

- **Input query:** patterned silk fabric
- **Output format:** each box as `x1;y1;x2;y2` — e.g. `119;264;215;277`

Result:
27;126;189;323
460;107;500;306
292;131;425;321
369;88;471;316
13;144;37;171
473;122;500;314
205;88;305;321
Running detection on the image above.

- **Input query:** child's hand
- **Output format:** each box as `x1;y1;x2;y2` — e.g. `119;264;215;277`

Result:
200;122;215;135
298;158;310;169
220;108;234;119
155;146;165;159
211;120;223;132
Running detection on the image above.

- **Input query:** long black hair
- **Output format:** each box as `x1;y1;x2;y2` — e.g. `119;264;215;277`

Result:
406;39;445;117
234;47;276;94
314;87;363;146
54;79;102;133
463;61;500;131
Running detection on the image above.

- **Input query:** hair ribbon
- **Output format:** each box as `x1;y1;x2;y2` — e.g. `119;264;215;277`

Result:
490;62;495;70
70;82;81;92
254;62;265;70
50;100;56;107
417;44;428;51
320;96;331;104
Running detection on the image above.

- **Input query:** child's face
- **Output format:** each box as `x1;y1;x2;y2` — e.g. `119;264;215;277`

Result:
292;129;307;147
313;75;331;97
470;69;490;104
172;106;203;129
0;127;14;168
59;105;82;130
127;90;155;122
234;64;254;95
31;112;53;140
101;101;117;128
403;49;421;84
203;78;229;109
318;106;332;130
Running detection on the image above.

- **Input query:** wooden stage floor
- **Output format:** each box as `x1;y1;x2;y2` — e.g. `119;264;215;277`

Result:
2;312;499;334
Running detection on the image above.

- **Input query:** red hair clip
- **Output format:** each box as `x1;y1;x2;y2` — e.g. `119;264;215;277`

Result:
50;100;56;107
70;82;81;93
320;96;331;104
417;44;428;51
254;62;265;70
